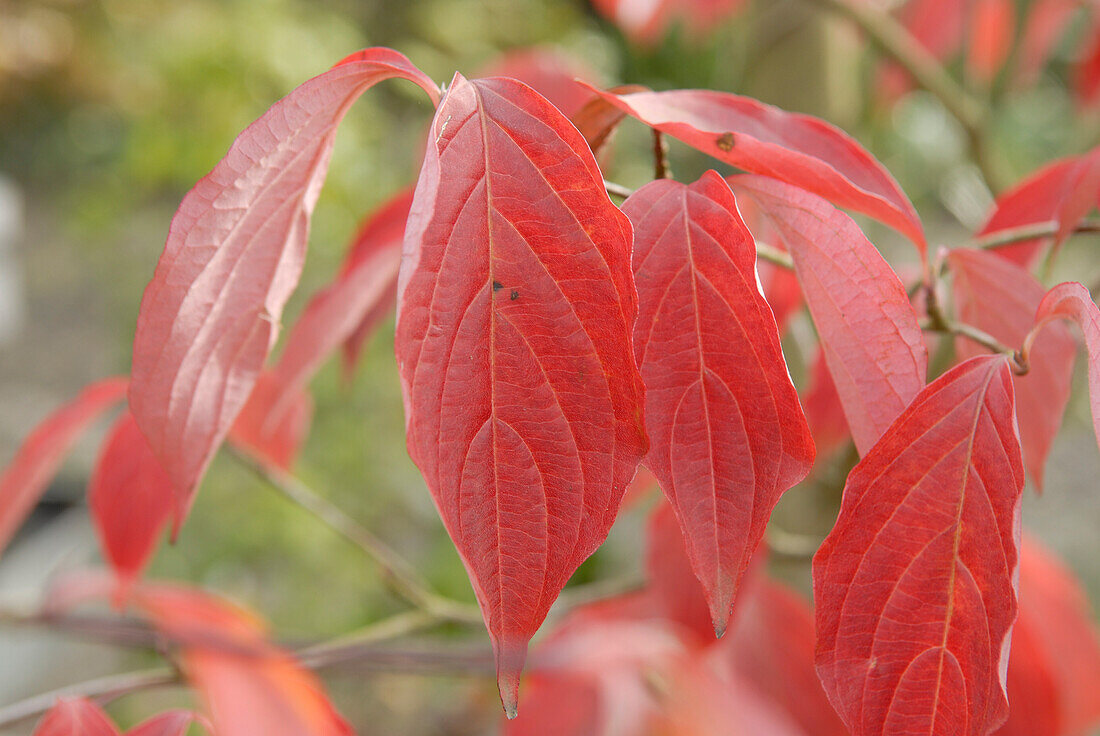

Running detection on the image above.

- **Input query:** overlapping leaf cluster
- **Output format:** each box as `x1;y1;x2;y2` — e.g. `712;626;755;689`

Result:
3;9;1100;734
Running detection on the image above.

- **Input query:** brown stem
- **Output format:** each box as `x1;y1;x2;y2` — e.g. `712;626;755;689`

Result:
652;130;670;180
228;447;481;625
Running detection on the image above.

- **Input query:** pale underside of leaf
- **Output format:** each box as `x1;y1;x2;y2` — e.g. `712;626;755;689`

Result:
129;49;439;524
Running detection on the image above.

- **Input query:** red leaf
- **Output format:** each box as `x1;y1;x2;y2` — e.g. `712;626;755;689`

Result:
949;248;1076;491
717;579;848;736
1026;281;1100;458
0;377;128;555
583;86;926;251
480;48;600;118
89;410;176;596
967;0;1016;84
129;48;438;522
623;172;814;635
33;698;120;736
900;0;968;60
814;355;1025;736
996;535;1100;736
1075;28;1100;107
645;502;720;643
132;584;352;736
802;345;852;459
733;175;927;455
271;203;403;406
338;189;415;376
227;371;313;472
395;74;647;717
979;151;1100;267
126;711;210;736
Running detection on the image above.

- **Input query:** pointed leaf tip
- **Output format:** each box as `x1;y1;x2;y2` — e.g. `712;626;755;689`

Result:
496;638;528;719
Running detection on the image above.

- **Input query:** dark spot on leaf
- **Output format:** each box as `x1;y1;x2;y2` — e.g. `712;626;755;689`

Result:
715;132;735;152
493;281;503;292
510;290;520;300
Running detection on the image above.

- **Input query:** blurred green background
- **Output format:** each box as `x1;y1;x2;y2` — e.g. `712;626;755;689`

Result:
1;0;1099;733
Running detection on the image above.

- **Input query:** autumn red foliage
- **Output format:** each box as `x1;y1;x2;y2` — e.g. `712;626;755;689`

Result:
5;3;1100;734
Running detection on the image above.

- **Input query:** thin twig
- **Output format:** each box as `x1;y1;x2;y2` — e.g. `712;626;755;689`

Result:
799;0;998;187
767;527;821;560
228;447;481;625
969;218;1100;250
756;242;795;270
0;667;179;730
604;180;634;199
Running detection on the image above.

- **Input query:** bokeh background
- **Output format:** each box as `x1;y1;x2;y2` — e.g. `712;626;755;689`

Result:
1;0;1099;733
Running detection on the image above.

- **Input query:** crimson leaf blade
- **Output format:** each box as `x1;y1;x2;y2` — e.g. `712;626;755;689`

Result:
623;171;814;635
583;85;926;251
395;73;647;717
89;410;176;595
949;248;1077;491
0;377;128;555
732;175;927;455
814;355;1024;736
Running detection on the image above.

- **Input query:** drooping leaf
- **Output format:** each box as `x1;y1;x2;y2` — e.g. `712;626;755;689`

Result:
1026;281;1100;457
584;86;926;251
995;534;1100;736
133;584;352;736
126;711;211;736
338;188;415;376
395;73;647;716
129;48;439;522
716;579;849;736
645;502;723;643
227;371;313;472
88;410;176;596
949;248;1076;491
814;355;1025;736
623;171;814;635
270;204;403;409
979;151;1100;267
732;175;927;455
0;377;128;555
802;345;851;459
32;698;120;736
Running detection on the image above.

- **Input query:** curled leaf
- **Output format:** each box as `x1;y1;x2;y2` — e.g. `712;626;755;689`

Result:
0;377;128;555
584;85;926;251
129;48;439;523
